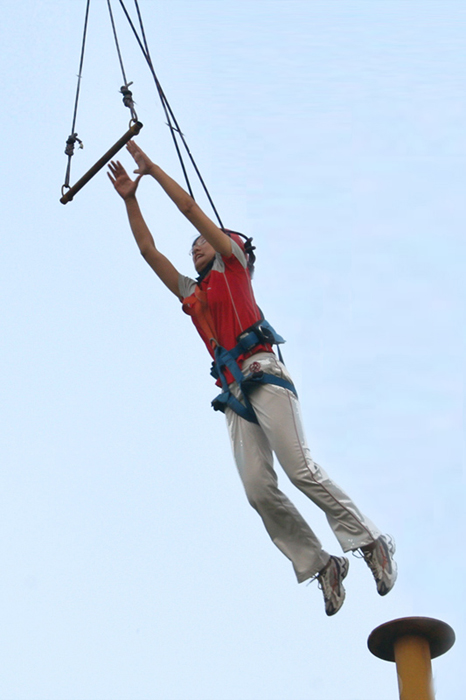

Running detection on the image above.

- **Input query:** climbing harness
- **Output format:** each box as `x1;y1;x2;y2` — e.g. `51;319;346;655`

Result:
211;319;298;424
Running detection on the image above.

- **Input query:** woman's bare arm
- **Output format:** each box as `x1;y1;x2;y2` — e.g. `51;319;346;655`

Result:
108;160;181;298
126;141;232;258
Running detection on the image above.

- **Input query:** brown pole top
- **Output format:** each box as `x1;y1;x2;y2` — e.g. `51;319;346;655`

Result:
368;617;455;662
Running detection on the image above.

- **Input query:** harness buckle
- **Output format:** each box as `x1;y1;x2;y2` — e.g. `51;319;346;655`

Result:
237;319;285;349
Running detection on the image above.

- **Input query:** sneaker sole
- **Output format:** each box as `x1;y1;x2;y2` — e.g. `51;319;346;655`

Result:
327;557;349;616
378;536;397;596
340;557;350;581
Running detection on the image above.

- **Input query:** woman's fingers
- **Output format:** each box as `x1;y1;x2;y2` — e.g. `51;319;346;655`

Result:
126;141;138;158
108;160;120;175
108;160;127;177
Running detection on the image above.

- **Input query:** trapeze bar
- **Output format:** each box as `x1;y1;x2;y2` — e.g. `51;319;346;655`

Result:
60;121;143;204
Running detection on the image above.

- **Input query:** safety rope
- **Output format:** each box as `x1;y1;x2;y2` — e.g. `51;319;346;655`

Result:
117;0;225;228
62;0;91;195
107;0;138;123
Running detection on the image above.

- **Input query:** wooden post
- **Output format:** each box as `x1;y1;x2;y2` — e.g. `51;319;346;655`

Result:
60;121;143;204
368;617;455;700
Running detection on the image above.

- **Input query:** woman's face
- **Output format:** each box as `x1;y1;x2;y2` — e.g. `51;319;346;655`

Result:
191;236;216;273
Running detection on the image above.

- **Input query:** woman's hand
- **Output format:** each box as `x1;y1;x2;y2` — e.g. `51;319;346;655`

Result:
107;160;142;200
126;140;155;176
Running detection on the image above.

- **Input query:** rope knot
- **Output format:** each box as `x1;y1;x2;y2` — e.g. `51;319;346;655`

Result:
64;133;83;157
120;83;138;121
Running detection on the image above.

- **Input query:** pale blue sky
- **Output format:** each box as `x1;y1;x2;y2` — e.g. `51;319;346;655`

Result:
1;2;464;699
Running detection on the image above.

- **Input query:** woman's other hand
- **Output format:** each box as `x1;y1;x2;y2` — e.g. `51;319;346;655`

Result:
107;160;142;199
127;140;155;176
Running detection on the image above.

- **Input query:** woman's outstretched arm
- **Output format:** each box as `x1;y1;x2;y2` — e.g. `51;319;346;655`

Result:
107;160;182;299
126;141;232;258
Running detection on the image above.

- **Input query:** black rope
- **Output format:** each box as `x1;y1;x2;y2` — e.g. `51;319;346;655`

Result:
62;0;91;192
107;0;138;122
134;0;197;201
107;0;128;86
117;0;225;228
116;0;194;199
133;0;151;69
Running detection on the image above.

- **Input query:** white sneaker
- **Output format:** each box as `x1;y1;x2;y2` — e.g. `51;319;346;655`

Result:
317;556;349;616
362;535;397;596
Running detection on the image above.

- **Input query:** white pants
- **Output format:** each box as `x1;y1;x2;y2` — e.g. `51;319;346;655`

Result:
225;353;381;583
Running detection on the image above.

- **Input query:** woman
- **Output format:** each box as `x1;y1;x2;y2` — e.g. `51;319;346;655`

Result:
107;141;397;616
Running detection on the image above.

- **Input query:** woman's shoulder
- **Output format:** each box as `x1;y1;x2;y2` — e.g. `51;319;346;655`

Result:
178;273;197;300
224;237;247;269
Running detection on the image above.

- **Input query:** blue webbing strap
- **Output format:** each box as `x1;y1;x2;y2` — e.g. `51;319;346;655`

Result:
211;319;298;423
242;371;298;398
211;366;298;423
213;346;259;423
